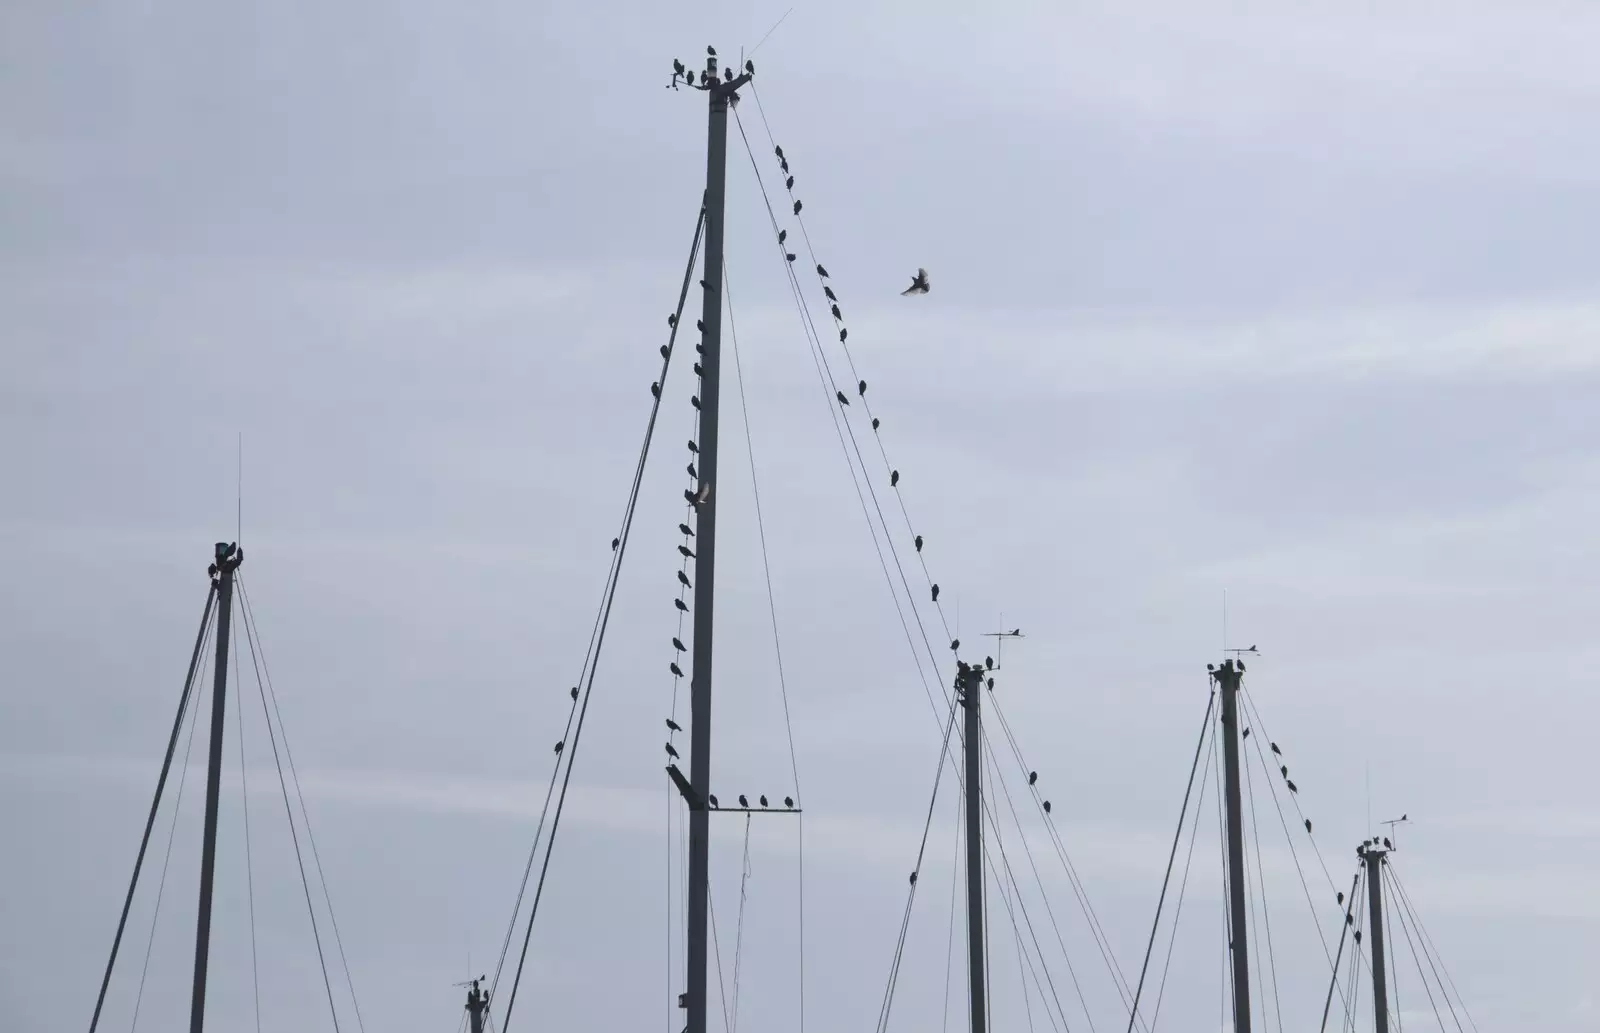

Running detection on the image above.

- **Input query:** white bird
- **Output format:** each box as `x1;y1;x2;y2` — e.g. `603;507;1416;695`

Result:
901;268;930;296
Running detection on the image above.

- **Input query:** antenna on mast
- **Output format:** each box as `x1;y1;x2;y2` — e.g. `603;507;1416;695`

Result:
981;623;1024;671
1381;813;1411;852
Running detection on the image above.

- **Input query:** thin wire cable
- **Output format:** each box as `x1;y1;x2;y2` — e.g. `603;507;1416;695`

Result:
87;583;216;1033
725;270;806;1033
129;615;212;1033
1150;716;1216;1029
875;699;960;1033
941;789;963;1033
499;207;703;1033
1241;723;1284;1033
709;884;734;1033
1388;863;1480;1033
730;816;753;1033
1125;691;1215;1033
1385;868;1450;1032
1383;868;1404;1033
234;614;263;1033
236;587;343;1033
1387;864;1468;1033
238;580;362;1032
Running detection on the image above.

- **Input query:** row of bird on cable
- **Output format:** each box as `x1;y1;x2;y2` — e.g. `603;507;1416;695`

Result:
764;139;942;610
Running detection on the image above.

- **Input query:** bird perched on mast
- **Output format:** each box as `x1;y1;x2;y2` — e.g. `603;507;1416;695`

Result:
901;267;930;296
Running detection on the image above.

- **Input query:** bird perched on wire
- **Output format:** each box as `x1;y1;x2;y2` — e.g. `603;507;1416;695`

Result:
901;268;930;296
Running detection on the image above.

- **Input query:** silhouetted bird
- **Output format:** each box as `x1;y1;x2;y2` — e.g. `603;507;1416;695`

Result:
673;59;685;77
786;253;796;263
651;382;661;397
678;544;695;559
679;522;695;536
909;872;917;885
1383;837;1392;849
686;460;698;479
696;319;705;332
708;794;719;808
1281;765;1288;777
708;46;717;56
778;229;787;243
673;637;686;652
666;742;679;759
914;535;923;552
836;390;849;406
670;662;684;677
759;795;768;808
823;285;837;301
784;796;794;808
739;794;749;808
839;328;848;342
570;686;579;700
1243;727;1251;739
774;145;784;159
785;176;794;189
816;264;830;278
1270;742;1282;756
693;363;702;377
554;740;564;754
660;345;670;359
1305;819;1313;834
676;599;689;612
685;489;697;505
687;440;699;453
667;718;682;732
985;656;994;669
1043;800;1052;814
932;584;940;602
1286;780;1298;793
902;268;930;296
871;417;880;430
678;571;692;588
857;379;866;395
745;59;754;75
890;470;899;487
1337;891;1345;906
950;638;960;651
832;304;842;320
1028;771;1038;785
793;199;802;215
669;313;678;327
612;537;620;551
691;396;700;410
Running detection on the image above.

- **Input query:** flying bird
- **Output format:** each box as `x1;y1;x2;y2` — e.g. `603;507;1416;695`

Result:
697;482;712;504
901;268;930;296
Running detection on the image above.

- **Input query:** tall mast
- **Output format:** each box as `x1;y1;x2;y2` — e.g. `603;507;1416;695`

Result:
1212;659;1251;1033
465;978;489;1033
957;662;989;1033
1360;843;1392;1033
190;540;242;1033
682;46;751;1033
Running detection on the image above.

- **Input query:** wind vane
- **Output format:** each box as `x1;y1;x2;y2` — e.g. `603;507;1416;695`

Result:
981;621;1024;671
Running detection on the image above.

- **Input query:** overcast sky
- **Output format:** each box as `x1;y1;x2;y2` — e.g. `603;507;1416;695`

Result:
5;2;1600;1031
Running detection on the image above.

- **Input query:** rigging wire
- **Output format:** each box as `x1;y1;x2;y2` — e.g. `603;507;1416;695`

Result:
233;610;263;1033
1382;868;1404;1033
1124;690;1215;1033
941;789;964;1033
129;613;213;1032
1149;712;1217;1029
709;880;735;1033
986;694;1142;1019
730;815;754;1033
730;108;953;745
1236;686;1360;1024
1387;862;1470;1033
875;699;960;1033
499;202;706;1033
725;270;807;1033
87;582;216;1033
235;580;344;1033
979;726;1098;1033
1240;721;1285;1033
1316;870;1362;1033
1212;713;1235;1032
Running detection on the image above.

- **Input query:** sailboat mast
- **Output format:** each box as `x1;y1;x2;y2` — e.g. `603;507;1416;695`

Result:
684;48;750;1033
1360;843;1392;1033
1213;659;1252;1033
957;663;989;1033
190;541;242;1033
